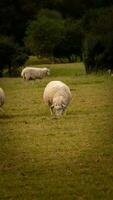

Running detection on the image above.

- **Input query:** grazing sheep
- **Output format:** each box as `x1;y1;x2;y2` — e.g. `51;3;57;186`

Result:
108;69;113;76
0;88;5;111
43;81;72;116
21;67;50;80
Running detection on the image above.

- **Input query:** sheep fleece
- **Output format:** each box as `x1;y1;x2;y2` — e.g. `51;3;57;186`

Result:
43;81;72;115
21;67;49;80
0;88;5;107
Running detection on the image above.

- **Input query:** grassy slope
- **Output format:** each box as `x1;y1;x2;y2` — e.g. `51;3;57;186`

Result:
0;63;113;200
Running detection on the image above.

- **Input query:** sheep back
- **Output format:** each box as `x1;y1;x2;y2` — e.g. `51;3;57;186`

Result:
21;67;49;80
0;88;5;107
43;81;71;104
43;81;72;116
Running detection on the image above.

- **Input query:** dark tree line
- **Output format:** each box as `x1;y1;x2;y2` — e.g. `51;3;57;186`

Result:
0;0;113;76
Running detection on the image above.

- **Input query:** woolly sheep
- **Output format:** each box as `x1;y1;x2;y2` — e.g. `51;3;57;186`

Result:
43;80;72;116
108;69;113;76
0;88;5;111
21;67;50;80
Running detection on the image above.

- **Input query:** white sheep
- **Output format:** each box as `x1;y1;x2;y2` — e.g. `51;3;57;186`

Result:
21;67;50;80
0;88;5;111
107;69;113;76
43;81;72;116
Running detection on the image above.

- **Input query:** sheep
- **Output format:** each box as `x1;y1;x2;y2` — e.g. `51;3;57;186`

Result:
43;81;72;116
21;67;50;81
0;88;5;111
107;69;113;76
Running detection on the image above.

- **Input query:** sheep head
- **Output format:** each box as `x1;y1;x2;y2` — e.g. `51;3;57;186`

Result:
51;96;66;116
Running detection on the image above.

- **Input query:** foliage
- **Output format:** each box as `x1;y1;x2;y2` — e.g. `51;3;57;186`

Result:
82;7;113;73
24;9;65;57
0;36;15;76
0;0;38;43
1;0;113;75
25;10;84;61
0;36;28;77
0;0;113;43
53;19;84;62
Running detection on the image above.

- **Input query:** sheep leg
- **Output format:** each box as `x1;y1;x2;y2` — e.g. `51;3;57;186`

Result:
50;107;53;115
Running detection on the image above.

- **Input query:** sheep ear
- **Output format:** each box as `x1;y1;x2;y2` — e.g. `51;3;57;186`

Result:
62;104;66;108
51;104;54;108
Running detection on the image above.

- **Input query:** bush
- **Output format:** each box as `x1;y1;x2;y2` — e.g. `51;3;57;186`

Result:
82;7;113;73
0;36;28;77
24;9;65;57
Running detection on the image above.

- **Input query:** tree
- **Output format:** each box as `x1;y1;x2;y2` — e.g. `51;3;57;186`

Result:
0;0;39;44
82;6;113;73
53;19;84;62
0;36;28;77
24;9;65;57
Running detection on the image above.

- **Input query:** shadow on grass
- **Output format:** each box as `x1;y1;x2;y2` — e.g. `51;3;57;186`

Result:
1;107;106;121
0;114;13;119
0;113;54;120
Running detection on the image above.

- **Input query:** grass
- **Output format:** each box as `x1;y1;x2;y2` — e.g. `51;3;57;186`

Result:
0;63;113;200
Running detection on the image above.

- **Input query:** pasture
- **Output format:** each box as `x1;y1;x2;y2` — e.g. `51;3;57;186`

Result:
0;63;113;200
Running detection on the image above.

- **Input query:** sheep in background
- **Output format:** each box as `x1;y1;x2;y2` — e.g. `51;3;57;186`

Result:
21;67;50;81
0;88;5;111
43;81;72;116
108;69;113;76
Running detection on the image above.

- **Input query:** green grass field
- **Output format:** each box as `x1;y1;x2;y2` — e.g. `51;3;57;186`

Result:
0;63;113;200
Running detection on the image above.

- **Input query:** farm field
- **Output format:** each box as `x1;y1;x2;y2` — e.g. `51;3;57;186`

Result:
0;63;113;200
